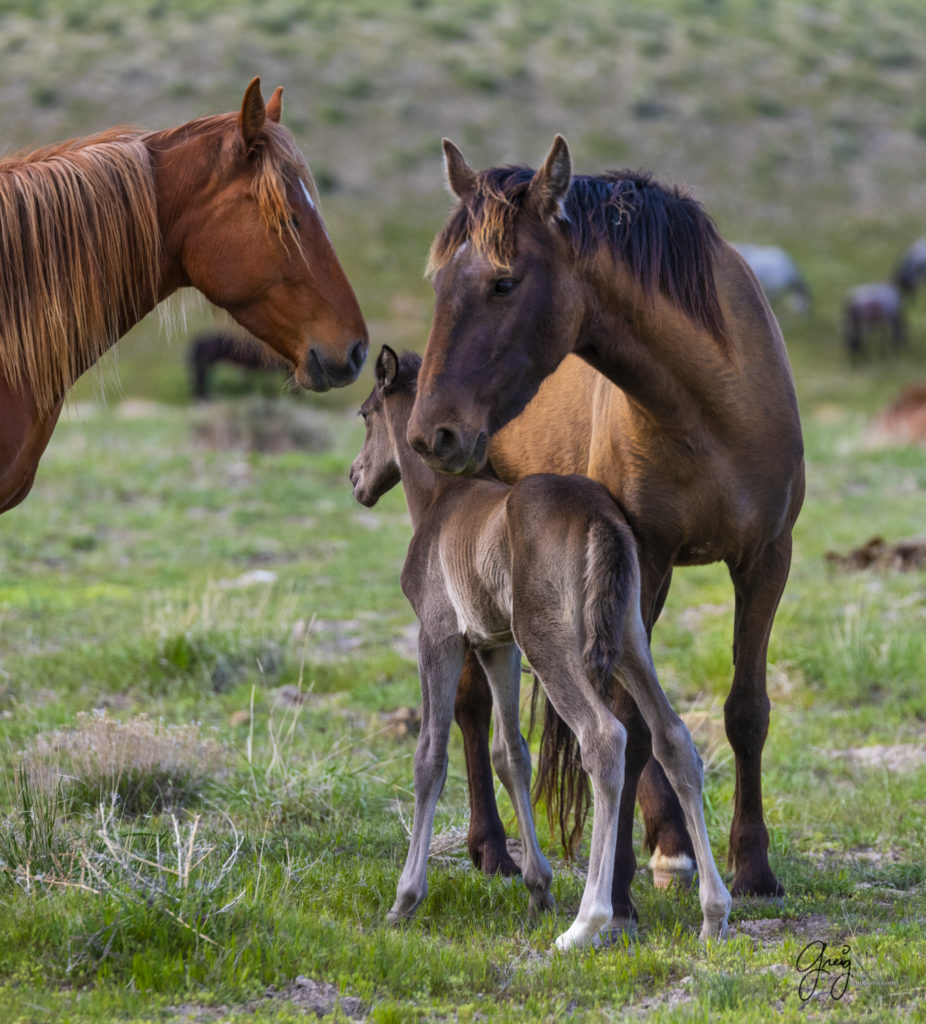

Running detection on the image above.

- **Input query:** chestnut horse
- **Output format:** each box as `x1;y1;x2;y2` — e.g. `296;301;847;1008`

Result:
351;346;730;949
0;78;368;514
407;137;805;933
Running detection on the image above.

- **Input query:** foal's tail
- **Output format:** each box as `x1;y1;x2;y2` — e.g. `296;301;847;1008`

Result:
531;515;637;858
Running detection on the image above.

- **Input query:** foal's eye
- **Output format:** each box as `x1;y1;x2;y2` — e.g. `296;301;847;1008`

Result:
493;277;517;296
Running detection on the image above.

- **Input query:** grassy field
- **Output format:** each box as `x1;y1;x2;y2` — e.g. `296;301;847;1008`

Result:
1;0;926;1021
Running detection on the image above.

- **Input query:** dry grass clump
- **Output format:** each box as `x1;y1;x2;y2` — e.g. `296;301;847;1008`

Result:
190;398;333;453
21;710;227;815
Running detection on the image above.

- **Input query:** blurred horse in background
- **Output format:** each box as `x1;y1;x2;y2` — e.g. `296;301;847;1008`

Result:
732;244;811;314
189;330;288;400
843;282;907;362
895;236;926;298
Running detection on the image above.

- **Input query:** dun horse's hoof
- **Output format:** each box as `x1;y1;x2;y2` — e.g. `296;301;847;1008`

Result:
649;848;696;891
528;889;555;917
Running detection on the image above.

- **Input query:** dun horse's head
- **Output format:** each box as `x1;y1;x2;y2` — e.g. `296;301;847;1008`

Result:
407;136;581;474
154;79;368;392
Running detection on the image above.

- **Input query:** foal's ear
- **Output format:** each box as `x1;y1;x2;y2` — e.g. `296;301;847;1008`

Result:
266;86;284;124
376;346;400;391
528;134;572;220
443;138;477;200
239;77;267;151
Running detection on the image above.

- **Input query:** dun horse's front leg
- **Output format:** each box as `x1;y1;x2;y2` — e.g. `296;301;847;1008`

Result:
388;632;465;924
725;534;793;899
454;650;521;876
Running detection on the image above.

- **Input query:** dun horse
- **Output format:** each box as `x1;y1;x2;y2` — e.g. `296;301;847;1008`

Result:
350;346;731;949
1;78;368;514
407;137;805;933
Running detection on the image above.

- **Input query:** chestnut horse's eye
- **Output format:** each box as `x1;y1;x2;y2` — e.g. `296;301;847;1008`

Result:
290;213;301;229
493;278;517;296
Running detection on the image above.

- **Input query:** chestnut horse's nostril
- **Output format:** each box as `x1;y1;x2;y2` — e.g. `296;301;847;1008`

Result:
347;338;368;377
432;426;460;461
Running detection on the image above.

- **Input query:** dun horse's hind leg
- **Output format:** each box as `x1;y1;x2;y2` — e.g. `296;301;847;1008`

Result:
388;633;465;924
725;533;792;899
618;615;732;941
475;645;554;914
454;650;521;876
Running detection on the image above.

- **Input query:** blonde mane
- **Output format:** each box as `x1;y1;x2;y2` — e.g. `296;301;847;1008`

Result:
0;128;160;415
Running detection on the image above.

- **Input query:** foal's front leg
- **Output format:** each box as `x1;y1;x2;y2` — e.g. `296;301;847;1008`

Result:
388;632;466;924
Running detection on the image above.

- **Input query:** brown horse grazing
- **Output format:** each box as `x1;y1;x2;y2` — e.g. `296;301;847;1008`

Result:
0;78;368;515
407;137;805;931
350;346;731;949
188;330;288;400
843;282;907;362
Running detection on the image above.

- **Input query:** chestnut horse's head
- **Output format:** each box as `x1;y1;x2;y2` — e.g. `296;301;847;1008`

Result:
408;136;581;474
151;79;367;391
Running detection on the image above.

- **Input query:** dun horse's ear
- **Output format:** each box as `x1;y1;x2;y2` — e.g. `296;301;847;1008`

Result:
529;134;572;220
266;86;284;124
376;346;400;391
443;138;477;200
239;77;267;151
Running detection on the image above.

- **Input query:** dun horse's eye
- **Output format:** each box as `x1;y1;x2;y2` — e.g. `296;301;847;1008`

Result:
493;278;517;296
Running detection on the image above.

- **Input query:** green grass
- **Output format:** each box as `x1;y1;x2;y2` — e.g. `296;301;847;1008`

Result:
0;0;925;1019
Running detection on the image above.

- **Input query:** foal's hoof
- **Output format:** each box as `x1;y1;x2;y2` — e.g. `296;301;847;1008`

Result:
386;910;411;927
592;917;638;949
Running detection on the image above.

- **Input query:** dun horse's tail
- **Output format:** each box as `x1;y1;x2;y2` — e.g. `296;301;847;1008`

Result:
531;515;637;858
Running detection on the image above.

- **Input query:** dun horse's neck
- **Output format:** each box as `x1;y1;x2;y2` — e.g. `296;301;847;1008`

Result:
575;268;738;445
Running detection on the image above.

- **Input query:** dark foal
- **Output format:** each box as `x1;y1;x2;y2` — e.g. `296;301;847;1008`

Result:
350;346;731;949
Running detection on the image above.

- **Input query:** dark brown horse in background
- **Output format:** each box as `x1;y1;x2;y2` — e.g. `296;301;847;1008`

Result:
1;78;368;514
407;136;805;932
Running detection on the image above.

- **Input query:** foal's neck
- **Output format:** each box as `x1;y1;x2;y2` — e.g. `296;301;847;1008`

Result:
389;399;462;531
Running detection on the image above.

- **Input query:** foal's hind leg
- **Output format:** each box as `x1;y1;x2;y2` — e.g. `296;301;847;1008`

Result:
455;650;521;876
618;616;731;941
524;642;626;951
388;632;465;924
724;533;792;898
475;645;553;915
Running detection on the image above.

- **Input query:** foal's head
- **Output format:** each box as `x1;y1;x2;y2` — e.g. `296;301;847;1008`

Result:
350;346;421;507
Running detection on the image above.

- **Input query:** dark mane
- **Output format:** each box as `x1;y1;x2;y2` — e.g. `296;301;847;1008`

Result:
429;165;727;340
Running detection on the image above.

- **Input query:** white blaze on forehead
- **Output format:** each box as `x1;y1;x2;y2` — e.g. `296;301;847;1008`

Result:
300;179;316;210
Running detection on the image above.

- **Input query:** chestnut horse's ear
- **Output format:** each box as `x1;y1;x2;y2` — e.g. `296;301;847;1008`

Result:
266;86;284;124
442;138;477;200
239;77;267;151
376;346;400;391
528;134;572;220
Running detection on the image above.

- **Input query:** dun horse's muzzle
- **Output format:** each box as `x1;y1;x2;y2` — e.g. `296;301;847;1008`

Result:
409;422;488;476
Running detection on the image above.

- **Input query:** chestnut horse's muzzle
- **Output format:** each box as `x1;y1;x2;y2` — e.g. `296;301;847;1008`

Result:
300;338;368;392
